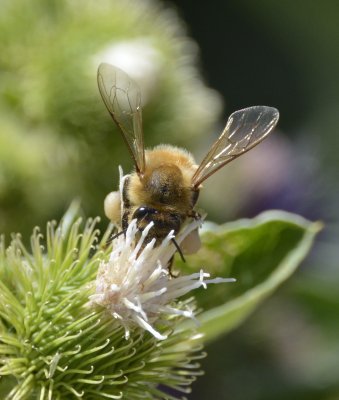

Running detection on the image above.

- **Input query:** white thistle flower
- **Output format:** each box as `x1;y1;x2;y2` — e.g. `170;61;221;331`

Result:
90;213;235;340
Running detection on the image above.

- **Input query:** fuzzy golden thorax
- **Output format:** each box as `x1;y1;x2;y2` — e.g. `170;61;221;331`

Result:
127;145;198;214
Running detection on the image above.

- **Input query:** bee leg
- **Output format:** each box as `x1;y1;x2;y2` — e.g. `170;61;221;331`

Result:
171;238;186;263
167;256;179;278
107;229;126;245
104;191;121;224
187;210;201;220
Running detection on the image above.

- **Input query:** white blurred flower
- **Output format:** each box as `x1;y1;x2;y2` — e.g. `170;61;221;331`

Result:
90;214;235;340
93;38;162;103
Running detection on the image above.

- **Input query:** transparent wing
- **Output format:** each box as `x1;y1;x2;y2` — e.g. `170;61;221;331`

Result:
192;106;279;188
97;63;145;174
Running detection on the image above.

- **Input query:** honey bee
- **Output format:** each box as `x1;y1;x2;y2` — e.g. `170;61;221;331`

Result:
97;63;279;259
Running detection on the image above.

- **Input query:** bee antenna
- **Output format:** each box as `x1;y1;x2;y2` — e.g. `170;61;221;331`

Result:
171;238;186;263
107;229;126;244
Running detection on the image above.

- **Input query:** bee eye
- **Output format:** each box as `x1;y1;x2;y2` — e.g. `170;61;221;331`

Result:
132;206;156;220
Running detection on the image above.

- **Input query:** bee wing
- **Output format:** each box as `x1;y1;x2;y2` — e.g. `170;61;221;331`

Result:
191;106;279;188
97;63;145;174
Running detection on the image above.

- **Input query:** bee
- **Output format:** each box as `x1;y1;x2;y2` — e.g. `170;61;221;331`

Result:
97;63;279;259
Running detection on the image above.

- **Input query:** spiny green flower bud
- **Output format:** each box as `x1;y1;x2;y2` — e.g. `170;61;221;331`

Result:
0;204;233;399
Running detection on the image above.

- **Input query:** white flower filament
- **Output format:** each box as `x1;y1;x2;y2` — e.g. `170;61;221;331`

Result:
90;189;235;340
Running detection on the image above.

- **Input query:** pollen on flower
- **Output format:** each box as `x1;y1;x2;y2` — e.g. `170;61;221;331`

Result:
90;214;235;340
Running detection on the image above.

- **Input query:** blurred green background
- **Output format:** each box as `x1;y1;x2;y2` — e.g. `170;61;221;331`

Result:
0;0;338;399
170;1;339;399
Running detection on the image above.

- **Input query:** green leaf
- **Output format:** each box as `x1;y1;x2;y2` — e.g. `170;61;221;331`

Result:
176;210;321;342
